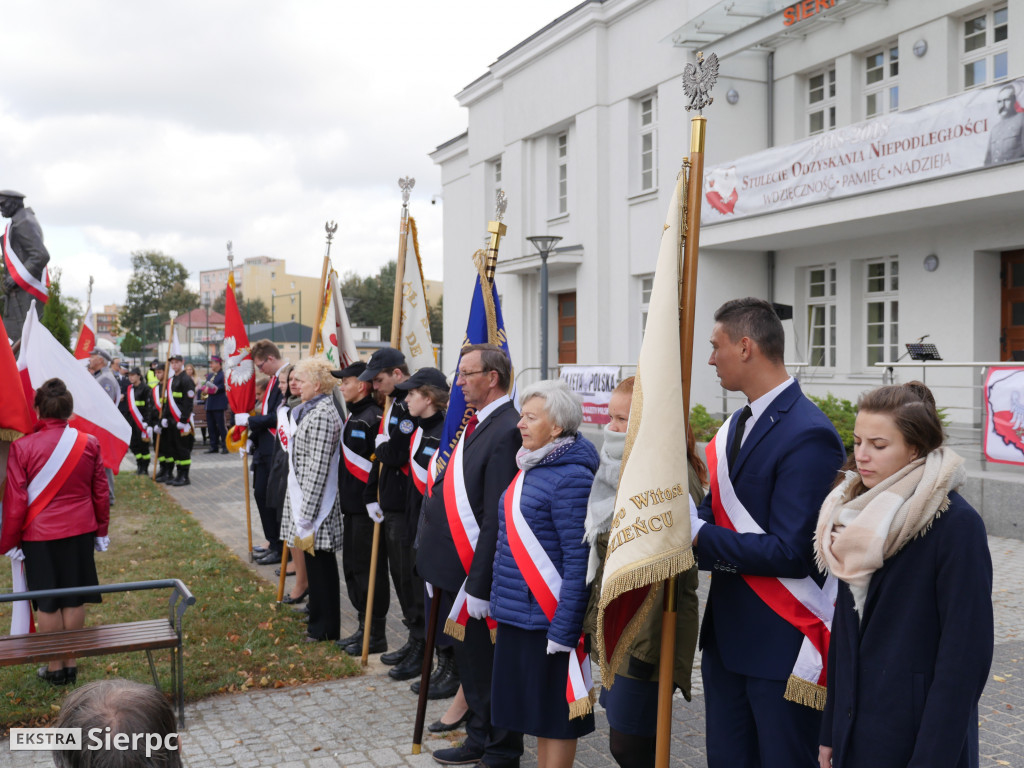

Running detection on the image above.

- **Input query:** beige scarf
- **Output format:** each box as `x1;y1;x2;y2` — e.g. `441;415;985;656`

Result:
814;447;966;618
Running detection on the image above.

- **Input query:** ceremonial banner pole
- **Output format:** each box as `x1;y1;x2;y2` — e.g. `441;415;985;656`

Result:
310;221;337;351
227;244;256;562
653;51;717;768
411;590;441;754
362;177;414;666
152;310;177;480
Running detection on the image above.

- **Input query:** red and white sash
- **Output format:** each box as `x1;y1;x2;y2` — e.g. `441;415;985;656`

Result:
408;427;429;496
287;407;339;539
166;375;188;433
3;224;48;304
9;427;89;635
504;470;594;719
261;374;277;415
128;390;148;433
442;430;498;642
375;399;393;448
342;414;373;483
151;384;162;413
706;413;837;710
275;404;292;452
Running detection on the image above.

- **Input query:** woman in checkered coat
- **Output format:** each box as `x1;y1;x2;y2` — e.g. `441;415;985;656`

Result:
282;356;344;642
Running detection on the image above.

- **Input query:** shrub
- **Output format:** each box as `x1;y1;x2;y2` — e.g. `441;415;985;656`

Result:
689;403;723;443
809;393;857;454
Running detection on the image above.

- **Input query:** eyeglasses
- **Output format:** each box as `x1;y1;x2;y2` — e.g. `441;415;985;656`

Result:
254;358;267;370
456;369;488;380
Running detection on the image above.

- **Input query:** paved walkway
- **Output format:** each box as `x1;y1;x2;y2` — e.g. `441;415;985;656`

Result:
7;449;1024;767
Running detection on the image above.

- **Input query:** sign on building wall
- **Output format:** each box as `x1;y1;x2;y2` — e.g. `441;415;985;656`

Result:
560;365;620;425
703;77;1024;222
984;367;1024;466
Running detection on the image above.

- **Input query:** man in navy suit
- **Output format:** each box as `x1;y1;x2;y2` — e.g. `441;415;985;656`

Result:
691;298;845;768
204;355;228;454
418;343;523;768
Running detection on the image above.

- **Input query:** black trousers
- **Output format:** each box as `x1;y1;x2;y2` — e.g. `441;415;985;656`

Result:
129;427;151;461
384;509;424;639
342;513;390;625
161;425;194;468
252;458;281;552
206;409;226;450
304;549;340;641
454;615;523;766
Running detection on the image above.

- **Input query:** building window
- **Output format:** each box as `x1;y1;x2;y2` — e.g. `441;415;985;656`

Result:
865;257;899;367
808;67;836;135
640;275;653;342
639;95;657;192
864;44;899;118
807;265;837;367
962;6;1009;88
557;132;568;215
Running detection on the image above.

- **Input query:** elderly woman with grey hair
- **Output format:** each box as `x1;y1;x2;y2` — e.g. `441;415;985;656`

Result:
489;378;600;768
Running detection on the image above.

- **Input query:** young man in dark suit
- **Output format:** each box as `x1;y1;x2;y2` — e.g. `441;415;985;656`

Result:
417;343;523;768
691;298;845;768
203;355;228;454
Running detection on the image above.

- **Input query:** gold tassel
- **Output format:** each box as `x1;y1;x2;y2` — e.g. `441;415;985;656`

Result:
490;626;497;644
443;619;465;642
0;428;24;442
784;675;828;711
568;695;594;721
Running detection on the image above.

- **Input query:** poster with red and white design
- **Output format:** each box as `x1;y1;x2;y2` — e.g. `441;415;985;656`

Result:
559;365;620;425
984;366;1024;466
703;77;1024;223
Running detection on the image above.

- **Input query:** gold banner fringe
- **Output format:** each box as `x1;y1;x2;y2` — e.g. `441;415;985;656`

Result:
784;675;827;711
472;250;499;345
443;619;465;642
596;547;696;684
0;429;24;442
568;693;595;721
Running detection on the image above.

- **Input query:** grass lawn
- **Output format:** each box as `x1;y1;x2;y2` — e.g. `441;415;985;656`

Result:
0;472;360;732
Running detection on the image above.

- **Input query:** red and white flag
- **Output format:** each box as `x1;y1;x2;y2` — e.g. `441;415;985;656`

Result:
0;316;34;439
72;304;96;360
17;303;131;472
223;270;255;441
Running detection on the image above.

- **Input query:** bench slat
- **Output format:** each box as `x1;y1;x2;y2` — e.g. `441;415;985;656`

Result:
0;620;179;666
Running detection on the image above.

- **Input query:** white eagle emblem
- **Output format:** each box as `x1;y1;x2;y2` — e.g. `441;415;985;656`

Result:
224;335;254;387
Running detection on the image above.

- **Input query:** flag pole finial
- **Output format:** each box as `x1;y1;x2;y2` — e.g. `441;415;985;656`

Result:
399;177;415;211
682;50;719;115
485;190;509;284
325;220;338;259
226;240;234;269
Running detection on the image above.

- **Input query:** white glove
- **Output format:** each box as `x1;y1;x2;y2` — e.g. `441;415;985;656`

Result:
240;439;254;455
466;594;490;620
4;547;25;562
689;496;706;543
161;418;168;428
295;520;315;539
425;581;434;598
546;639;574;655
176;421;187;431
235;413;249;427
94;536;110;552
153;425;162;435
366;502;384;523
375;433;389;449
145;426;154;440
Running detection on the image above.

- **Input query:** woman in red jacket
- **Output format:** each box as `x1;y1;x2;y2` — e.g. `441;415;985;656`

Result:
1;378;110;685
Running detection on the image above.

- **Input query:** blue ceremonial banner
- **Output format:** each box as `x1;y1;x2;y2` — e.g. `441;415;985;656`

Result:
434;252;513;474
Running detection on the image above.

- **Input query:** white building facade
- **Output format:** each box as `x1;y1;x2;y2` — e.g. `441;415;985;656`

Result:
431;0;1024;429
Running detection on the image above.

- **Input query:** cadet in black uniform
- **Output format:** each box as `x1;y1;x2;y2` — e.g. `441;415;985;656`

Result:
120;367;156;475
159;354;196;487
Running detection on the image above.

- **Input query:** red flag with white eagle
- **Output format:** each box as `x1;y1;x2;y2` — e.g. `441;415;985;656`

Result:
73;304;96;360
0;316;34;439
223;271;255;442
17;302;130;471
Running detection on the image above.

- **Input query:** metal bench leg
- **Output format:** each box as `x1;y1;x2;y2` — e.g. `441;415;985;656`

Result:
145;650;161;690
176;642;186;728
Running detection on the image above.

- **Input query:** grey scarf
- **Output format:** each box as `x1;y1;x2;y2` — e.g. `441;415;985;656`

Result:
583;427;626;585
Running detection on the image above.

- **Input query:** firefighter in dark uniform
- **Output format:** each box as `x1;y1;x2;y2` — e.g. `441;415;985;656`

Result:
331;360;390;654
159;353;196;487
120;366;157;475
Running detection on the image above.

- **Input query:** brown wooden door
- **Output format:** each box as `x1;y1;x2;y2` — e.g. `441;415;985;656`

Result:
557;292;577;364
1002;251;1024;361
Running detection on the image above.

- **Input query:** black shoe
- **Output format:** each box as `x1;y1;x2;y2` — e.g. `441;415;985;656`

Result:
37;666;66;686
257;551;282;566
64;666;78;685
281;589;309;605
220;448;229;454
168;474;190;486
431;745;483;766
154;466;173;483
345;635;387;656
336;627;363;648
427;711;470;733
252;545;269;555
381;636;414;666
206;447;219;453
388;639;426;681
427;652;459;699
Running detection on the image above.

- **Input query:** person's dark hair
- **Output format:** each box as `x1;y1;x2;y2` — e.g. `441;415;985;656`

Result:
415;384;450;411
461;343;512;391
53;679;181;767
713;297;785;364
250;339;281;362
35;378;74;420
383;364;411;377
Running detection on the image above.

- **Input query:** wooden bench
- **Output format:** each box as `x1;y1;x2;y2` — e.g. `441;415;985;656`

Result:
0;580;195;726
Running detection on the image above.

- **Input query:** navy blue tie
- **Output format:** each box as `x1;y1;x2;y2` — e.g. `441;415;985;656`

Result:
729;405;752;467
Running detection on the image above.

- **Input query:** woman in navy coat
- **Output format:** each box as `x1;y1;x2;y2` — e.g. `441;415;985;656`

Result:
490;378;599;768
815;382;993;768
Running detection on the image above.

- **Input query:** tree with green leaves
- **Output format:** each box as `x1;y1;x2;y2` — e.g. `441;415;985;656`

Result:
40;268;73;351
120;331;143;355
120;250;200;344
341;261;442;346
211;289;270;324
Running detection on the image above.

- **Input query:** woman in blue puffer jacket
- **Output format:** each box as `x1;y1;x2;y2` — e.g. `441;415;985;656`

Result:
490;378;599;768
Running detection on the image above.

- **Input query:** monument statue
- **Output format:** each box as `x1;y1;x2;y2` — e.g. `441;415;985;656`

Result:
0;190;51;342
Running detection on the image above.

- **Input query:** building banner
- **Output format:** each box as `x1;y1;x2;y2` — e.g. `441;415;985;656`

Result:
984;366;1024;466
559;365;619;425
704;78;1024;222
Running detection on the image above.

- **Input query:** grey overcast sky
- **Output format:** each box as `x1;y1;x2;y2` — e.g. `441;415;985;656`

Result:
0;1;577;310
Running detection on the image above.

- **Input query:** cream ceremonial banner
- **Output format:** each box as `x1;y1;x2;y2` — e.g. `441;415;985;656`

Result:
399;217;435;372
703;77;1024;222
596;171;693;682
316;267;359;369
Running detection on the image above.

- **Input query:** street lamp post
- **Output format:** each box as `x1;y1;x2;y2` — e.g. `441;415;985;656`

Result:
271;291;304;359
526;235;563;380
